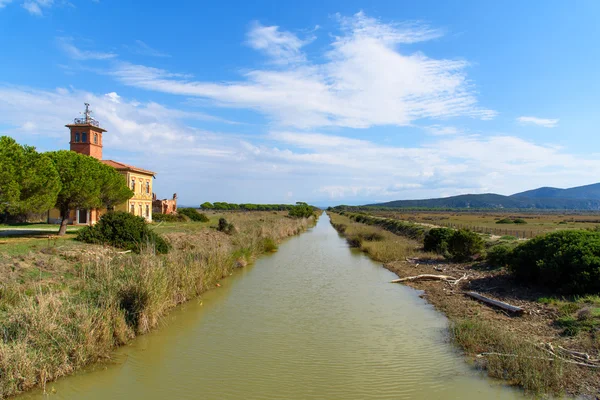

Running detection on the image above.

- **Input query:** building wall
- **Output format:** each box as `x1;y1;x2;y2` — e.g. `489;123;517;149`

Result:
68;125;104;160
117;171;153;221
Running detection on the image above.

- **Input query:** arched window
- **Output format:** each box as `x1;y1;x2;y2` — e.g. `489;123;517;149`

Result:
130;203;135;214
75;132;80;142
139;204;142;216
82;132;87;142
146;204;150;218
146;181;150;194
94;133;98;144
131;178;135;191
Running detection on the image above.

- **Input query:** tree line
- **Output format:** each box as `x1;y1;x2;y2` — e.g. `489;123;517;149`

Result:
0;136;132;235
200;202;313;212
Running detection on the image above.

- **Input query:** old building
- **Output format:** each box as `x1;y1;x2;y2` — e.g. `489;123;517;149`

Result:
48;103;156;225
153;193;178;215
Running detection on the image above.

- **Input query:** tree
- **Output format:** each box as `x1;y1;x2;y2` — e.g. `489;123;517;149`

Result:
99;167;134;211
47;151;133;235
200;202;213;210
0;136;61;218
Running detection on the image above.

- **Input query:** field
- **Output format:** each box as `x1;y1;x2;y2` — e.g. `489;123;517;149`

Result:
369;210;600;238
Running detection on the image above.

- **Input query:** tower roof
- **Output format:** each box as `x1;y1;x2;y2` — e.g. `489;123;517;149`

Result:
65;103;106;132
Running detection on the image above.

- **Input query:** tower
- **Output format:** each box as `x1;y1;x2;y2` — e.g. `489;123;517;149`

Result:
66;103;106;160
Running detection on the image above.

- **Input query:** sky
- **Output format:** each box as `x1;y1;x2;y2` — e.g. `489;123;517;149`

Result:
1;1;599;207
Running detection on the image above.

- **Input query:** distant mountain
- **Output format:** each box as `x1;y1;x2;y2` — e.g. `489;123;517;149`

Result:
367;182;600;210
511;182;600;200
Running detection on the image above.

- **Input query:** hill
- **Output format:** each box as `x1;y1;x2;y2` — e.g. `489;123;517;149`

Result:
368;182;600;210
511;182;600;200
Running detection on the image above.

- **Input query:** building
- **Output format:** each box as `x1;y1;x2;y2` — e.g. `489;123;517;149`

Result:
48;103;156;225
153;193;178;215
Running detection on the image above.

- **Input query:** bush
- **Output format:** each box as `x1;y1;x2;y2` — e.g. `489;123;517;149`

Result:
513;218;527;224
423;228;454;255
496;218;514;224
447;229;485;261
509;230;600;294
288;202;314;218
153;213;187;222
178;207;209;222
76;211;170;254
487;244;514;268
217;217;235;234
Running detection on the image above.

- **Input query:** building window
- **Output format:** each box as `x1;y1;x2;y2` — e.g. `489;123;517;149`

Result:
131;178;135;191
75;132;80;142
139;205;142;217
146;204;150;218
94;133;98;144
82;132;87;142
146;181;150;194
130;203;135;214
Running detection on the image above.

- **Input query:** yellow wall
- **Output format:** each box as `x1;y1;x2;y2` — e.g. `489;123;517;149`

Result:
119;171;153;221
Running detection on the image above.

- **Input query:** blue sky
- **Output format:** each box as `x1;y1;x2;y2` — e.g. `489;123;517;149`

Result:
1;0;599;206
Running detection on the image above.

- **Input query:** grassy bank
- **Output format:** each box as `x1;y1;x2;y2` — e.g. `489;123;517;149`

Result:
0;212;316;398
329;212;598;397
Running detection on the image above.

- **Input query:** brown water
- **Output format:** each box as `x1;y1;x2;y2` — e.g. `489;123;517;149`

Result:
19;214;521;399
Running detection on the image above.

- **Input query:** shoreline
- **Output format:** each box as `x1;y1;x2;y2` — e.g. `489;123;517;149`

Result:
0;212;316;399
328;211;599;398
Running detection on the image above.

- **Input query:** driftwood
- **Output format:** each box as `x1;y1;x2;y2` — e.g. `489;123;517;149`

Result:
464;291;524;314
117;250;132;254
478;352;600;369
391;274;457;283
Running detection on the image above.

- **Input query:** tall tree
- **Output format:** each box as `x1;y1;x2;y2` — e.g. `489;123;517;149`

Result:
0;136;61;218
47;151;133;235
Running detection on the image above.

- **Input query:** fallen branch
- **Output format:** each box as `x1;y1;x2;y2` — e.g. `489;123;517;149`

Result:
464;291;524;314
117;250;132;254
477;352;600;369
450;273;469;286
391;274;457;283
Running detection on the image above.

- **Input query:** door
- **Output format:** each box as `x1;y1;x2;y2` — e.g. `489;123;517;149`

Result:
78;209;88;224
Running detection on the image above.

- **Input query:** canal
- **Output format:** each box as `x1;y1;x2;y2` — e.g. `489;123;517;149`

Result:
20;213;521;399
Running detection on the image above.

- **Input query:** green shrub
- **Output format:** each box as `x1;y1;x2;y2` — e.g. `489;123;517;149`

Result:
423;228;454;255
496;218;514;224
262;237;278;252
513;218;527;224
217;217;235;234
153;213;187;222
487;244;514;268
76;211;170;254
447;229;485;261
178;207;209;222
509;230;600;294
288;202;314;218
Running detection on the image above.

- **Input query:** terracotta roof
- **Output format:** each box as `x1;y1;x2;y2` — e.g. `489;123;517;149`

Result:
101;160;156;176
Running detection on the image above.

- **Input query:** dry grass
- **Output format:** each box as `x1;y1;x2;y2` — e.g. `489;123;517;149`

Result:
329;213;422;263
450;319;573;395
0;212;315;398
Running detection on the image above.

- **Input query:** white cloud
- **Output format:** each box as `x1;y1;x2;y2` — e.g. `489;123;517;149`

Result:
22;0;53;15
110;12;496;129
0;0;13;9
517;116;559;128
246;21;313;64
127;40;170;58
424;125;460;135
0;85;596;204
56;36;117;60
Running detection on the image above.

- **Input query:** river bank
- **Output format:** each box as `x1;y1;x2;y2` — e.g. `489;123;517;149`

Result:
329;212;600;398
0;212;315;398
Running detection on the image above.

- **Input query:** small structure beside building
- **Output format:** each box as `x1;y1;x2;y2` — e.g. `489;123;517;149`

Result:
153;193;178;215
48;103;157;225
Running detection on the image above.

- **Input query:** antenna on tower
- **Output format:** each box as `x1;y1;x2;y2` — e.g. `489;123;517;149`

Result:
74;102;100;127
